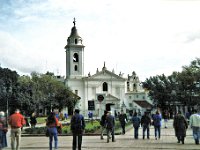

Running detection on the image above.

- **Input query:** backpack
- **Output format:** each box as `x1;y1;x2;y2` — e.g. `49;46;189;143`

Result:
100;115;106;126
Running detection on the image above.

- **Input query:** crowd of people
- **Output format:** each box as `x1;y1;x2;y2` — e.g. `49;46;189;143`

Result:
99;108;200;147
0;108;200;150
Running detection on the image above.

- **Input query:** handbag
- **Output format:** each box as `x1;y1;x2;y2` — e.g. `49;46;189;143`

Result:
57;125;62;134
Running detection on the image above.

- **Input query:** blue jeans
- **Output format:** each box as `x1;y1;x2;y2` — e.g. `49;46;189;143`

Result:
0;130;3;149
154;126;161;138
134;127;139;139
48;127;58;150
192;127;200;142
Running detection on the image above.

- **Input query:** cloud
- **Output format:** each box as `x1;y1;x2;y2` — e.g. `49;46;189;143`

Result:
0;31;45;74
185;32;200;43
0;0;200;81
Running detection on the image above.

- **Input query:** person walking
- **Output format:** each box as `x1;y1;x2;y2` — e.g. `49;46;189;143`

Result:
173;110;188;144
118;110;128;134
152;111;162;140
88;112;93;125
8;109;26;150
100;110;107;140
46;112;59;150
30;112;37;128
70;109;85;150
141;111;151;139
105;111;115;143
163;110;169;128
132;112;140;139
189;109;200;145
0;111;8;150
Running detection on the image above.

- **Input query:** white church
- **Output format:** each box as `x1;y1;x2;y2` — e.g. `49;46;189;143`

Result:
64;19;153;118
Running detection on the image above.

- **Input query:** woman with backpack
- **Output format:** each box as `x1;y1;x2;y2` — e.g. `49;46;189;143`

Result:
152;111;162;140
132;112;140;139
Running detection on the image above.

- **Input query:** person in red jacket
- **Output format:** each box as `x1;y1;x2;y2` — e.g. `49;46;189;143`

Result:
9;109;26;150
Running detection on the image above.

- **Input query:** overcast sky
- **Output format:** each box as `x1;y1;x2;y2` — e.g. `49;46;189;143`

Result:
0;0;200;81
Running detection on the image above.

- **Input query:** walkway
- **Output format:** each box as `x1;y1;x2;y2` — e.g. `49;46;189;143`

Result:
4;120;200;150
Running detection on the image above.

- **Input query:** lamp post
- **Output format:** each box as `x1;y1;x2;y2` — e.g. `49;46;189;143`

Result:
3;86;12;125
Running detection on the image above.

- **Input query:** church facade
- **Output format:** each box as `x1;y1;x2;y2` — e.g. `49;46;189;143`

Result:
64;19;152;118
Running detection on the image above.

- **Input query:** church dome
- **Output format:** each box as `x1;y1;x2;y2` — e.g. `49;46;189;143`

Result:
66;18;83;46
69;26;80;38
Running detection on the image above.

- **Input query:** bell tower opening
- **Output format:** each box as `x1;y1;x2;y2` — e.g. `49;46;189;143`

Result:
73;53;79;62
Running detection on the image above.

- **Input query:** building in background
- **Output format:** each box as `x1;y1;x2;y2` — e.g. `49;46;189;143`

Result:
64;19;152;118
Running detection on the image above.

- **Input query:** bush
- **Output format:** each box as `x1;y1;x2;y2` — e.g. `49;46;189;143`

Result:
23;119;131;135
23;126;47;134
85;120;101;133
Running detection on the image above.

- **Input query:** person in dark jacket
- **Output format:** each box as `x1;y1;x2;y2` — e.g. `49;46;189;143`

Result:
152;111;162;140
70;109;85;150
106;111;115;143
0;111;8;149
118;110;128;134
132;112;140;139
173;110;188;144
141;111;151;139
100;110;107;140
30;112;37;128
163;110;169;128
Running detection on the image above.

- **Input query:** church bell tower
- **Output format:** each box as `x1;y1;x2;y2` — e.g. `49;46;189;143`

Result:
65;18;85;79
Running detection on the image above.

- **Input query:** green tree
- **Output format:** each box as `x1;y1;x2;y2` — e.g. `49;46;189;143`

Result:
143;58;200;111
29;72;80;114
0;67;19;114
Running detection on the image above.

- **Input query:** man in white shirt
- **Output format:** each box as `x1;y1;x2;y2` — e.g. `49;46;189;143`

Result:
190;109;200;145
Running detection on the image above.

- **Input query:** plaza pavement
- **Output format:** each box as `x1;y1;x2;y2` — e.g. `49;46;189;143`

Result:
4;120;200;150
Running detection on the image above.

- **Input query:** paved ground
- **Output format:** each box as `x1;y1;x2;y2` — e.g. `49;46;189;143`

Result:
4;120;200;150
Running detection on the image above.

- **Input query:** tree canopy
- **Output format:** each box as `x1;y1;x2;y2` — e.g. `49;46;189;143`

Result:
142;58;200;112
0;68;80;116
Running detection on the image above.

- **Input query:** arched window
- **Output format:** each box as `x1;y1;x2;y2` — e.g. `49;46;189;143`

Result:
103;82;108;91
74;65;78;71
73;53;79;62
75;39;78;44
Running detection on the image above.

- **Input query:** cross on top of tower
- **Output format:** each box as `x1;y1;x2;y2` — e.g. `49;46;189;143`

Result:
73;18;76;26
